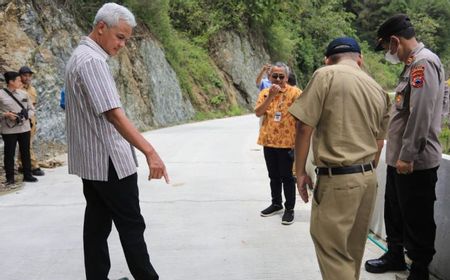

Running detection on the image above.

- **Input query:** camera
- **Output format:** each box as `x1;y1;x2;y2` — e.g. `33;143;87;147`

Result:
15;108;29;124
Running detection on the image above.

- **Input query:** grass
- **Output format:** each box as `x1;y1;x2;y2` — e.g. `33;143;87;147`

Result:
440;124;450;154
193;105;247;121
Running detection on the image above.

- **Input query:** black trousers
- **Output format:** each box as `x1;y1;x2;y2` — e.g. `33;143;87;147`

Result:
82;161;158;280
384;165;438;264
2;131;32;180
263;146;296;210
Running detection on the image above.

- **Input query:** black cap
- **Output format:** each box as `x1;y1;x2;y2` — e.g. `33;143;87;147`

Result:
18;66;34;74
4;71;21;84
375;14;414;51
325;37;361;57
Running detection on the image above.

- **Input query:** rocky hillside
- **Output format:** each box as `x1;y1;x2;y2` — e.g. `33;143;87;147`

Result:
0;0;269;146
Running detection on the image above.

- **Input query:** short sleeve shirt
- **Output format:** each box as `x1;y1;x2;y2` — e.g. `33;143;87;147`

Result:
65;36;138;181
256;85;301;148
289;60;390;167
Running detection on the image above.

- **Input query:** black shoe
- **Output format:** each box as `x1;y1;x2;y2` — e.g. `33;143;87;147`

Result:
23;175;38;182
281;209;294;225
260;204;283;217
407;262;429;280
5;178;15;186
32;168;45;176
365;252;407;273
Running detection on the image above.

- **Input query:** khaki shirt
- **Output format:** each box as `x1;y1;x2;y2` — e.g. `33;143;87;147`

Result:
256;84;301;148
0;88;35;134
289;60;390;167
23;84;37;124
23;84;37;105
386;43;445;170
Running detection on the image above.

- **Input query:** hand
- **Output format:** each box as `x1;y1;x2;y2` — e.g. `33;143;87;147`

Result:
396;160;413;175
268;84;281;98
297;174;312;203
4;111;17;121
263;63;271;71
146;151;170;183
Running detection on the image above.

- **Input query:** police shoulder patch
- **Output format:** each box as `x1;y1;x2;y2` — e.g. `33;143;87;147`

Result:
411;64;425;88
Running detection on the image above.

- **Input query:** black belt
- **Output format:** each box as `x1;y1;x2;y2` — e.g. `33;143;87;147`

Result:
316;163;374;176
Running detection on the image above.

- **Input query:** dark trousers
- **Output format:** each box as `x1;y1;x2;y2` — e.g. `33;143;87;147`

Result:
263;146;296;210
2;132;32;180
82;161;158;280
385;165;438;264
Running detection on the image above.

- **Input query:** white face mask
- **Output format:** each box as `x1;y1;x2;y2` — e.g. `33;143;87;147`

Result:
384;40;401;64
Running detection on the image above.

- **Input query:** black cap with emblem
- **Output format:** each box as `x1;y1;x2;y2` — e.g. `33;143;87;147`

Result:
375;14;415;51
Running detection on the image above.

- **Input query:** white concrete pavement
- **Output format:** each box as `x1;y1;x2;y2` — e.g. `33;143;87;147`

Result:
0;115;399;280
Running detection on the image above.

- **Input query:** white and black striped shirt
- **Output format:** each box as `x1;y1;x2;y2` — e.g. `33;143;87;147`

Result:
65;36;138;181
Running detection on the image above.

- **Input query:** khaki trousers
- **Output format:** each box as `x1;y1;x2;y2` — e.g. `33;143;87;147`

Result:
18;116;39;169
310;170;377;280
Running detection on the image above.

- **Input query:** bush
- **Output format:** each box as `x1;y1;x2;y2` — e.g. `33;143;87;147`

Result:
125;0;224;107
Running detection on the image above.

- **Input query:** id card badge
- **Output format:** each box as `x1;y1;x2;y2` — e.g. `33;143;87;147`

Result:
274;111;282;122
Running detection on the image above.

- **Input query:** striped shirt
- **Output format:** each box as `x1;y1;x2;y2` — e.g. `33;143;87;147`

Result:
65;36;138;181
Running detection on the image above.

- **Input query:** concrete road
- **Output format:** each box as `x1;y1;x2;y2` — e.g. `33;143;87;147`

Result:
0;115;402;280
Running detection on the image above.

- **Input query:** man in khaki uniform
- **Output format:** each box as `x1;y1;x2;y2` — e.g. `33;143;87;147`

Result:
289;37;389;280
365;14;445;280
18;66;44;176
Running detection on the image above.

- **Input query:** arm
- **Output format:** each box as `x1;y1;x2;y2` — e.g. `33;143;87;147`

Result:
255;64;270;87
374;139;384;168
374;92;390;168
26;91;35;118
104;108;169;183
397;60;440;172
0;95;16;121
295;121;314;203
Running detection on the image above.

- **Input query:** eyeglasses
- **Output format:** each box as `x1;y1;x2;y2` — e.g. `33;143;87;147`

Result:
271;73;285;80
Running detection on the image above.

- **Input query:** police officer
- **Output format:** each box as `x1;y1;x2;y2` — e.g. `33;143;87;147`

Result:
365;14;445;280
289;37;390;280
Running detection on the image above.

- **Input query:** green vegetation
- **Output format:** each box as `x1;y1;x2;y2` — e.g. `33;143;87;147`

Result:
441;119;450;154
124;0;225;108
193;105;245;121
64;0;450;150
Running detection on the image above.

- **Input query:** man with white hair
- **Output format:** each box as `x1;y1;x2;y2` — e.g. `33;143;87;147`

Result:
65;3;169;280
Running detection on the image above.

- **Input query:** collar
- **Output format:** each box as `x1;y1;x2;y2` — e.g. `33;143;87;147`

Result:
80;36;109;60
405;42;425;66
337;59;360;69
5;87;17;93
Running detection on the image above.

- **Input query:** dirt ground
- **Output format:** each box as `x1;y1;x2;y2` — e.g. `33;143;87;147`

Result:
0;141;66;195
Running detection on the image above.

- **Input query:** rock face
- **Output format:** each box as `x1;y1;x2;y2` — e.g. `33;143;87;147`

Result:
210;31;271;106
0;0;269;148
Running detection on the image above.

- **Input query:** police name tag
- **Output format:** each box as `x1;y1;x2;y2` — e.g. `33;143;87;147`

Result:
274;111;282;122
